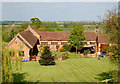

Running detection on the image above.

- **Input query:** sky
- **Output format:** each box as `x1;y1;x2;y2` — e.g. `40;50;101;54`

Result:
1;0;120;2
1;1;119;21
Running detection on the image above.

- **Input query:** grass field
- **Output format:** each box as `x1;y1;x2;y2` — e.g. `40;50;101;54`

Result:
12;58;117;82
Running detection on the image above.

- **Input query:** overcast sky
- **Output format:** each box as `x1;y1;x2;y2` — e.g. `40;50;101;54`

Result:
1;0;120;2
1;1;119;21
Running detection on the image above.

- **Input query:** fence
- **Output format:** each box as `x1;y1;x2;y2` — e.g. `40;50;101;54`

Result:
69;53;97;58
54;52;98;60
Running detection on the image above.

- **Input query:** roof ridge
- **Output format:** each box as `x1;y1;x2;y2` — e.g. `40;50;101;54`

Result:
16;35;31;49
18;33;33;48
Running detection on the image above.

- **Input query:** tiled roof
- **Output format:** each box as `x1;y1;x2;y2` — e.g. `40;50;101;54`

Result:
30;26;109;43
37;30;98;42
37;31;70;41
30;26;39;33
19;30;38;47
98;33;110;43
84;31;97;41
17;35;31;49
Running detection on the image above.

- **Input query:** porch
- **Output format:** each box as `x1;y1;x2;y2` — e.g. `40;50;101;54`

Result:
29;44;40;61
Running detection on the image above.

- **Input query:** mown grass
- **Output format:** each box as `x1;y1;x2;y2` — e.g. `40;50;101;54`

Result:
12;57;117;82
52;51;65;58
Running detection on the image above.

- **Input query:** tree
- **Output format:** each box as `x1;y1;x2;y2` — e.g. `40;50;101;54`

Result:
55;26;63;31
68;26;86;54
39;46;55;66
7;29;13;42
56;45;59;52
45;25;50;29
17;22;30;32
2;48;13;82
2;26;17;42
99;7;119;63
30;18;42;29
62;44;72;52
99;8;118;44
99;7;119;82
2;43;23;82
2;25;8;42
46;28;54;32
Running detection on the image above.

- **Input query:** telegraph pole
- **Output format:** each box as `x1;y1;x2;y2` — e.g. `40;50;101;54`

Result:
95;29;98;58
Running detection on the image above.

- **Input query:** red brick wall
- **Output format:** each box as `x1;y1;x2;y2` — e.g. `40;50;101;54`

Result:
8;38;30;61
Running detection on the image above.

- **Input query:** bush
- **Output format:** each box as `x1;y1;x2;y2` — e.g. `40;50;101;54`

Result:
56;45;59;52
41;47;44;52
60;46;64;52
65;51;69;59
63;44;71;52
83;49;90;58
39;46;55;66
60;44;72;52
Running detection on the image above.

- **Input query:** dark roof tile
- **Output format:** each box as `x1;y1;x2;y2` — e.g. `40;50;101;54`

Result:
17;35;31;49
20;30;38;47
30;26;109;43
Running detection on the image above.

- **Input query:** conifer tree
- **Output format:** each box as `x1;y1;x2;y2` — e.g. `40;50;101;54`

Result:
39;46;55;66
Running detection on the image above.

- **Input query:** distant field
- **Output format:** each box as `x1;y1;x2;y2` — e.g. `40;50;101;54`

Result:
0;25;9;31
12;58;117;82
62;28;69;31
0;24;104;31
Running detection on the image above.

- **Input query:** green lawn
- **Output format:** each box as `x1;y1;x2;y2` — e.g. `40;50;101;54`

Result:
52;51;65;58
12;58;117;82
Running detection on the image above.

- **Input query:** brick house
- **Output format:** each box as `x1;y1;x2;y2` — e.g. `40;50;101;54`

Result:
8;26;110;61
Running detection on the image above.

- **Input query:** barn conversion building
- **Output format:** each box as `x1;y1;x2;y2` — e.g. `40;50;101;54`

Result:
8;26;110;61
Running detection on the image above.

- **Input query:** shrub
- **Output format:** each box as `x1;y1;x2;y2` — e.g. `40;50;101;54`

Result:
60;46;64;52
63;44;71;52
83;49;90;58
41;47;44;52
39;46;55;66
65;51;69;59
56;45;59;52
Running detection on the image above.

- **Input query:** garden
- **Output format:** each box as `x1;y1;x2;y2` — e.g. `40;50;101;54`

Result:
12;57;117;82
9;46;117;82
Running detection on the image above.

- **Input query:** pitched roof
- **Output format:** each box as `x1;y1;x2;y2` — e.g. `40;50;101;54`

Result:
84;31;97;41
37;30;97;42
84;30;110;43
19;30;38;47
17;35;31;49
98;33;110;43
29;26;109;43
37;31;70;41
30;26;39;33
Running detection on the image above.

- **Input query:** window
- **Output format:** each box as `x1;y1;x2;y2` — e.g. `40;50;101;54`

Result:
90;42;95;45
51;42;58;45
19;51;24;56
61;42;67;45
41;42;48;45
